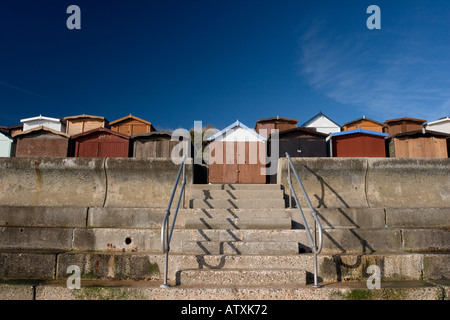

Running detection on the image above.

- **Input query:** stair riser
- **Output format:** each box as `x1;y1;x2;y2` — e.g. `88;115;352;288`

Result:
1;228;448;254
190;199;285;209
181;241;300;255
184;218;292;230
191;184;282;191
178;269;307;286
3;252;448;282
190;190;284;200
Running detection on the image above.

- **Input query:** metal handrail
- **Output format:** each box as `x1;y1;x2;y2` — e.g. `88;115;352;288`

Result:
160;155;187;288
285;152;323;288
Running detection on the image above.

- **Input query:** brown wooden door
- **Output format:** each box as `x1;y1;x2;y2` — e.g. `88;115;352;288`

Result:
237;141;266;184
208;141;265;184
76;141;99;157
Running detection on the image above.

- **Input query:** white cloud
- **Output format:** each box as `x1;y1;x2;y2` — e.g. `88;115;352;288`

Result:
298;23;450;122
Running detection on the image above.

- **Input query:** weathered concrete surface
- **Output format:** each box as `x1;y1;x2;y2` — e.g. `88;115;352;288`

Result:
0;157;447;208
184;217;292;230
385;208;450;228
0;281;37;300
178;269;307;286
190;198;285;209
87;207;166;229
0;252;442;284
0;158;106;207
104;158;193;208
402;229;450;252
291;208;386;229
0;158;193;208
0;227;73;251
278;158;368;208
72;228;161;252
277;158;450;209
0;252;57;279
0;206;88;227
366;158;450;208
321;228;403;253
423;254;450;280
32;279;447;300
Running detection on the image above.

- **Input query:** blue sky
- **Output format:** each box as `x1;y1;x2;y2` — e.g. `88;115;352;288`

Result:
0;0;449;131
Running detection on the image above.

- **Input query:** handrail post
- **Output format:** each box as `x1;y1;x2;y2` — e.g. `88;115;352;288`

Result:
160;155;187;289
285;152;323;288
182;160;186;209
287;160;292;208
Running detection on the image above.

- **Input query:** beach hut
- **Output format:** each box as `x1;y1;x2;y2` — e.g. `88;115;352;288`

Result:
132;131;180;158
64;114;109;136
331;129;388;157
8;124;23;136
342;116;384;132
255;116;298;139
383;117;426;136
425;117;450;134
387;129;449;158
300;111;341;135
275;127;328;158
20;115;66;133
0;132;14;157
206;120;267;184
71;127;131;158
110;114;155;136
13;126;70;157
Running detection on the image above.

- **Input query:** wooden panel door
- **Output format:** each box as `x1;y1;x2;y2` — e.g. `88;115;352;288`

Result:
209;141;238;183
76;141;99;157
237;141;265;184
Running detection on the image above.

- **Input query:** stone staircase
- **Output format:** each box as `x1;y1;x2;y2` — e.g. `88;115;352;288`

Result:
0;183;449;300
178;184;306;287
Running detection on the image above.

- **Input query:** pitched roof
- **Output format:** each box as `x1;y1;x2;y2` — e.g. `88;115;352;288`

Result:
207;120;266;142
131;131;172;139
342;115;383;127
273;127;328;138
390;129;450;139
300;111;341;128
425;117;450;126
384;117;426;124
63;114;107;121
20;115;64;124
109;114;152;126
256;116;299;123
71;127;130;140
12;125;70;138
331;128;388;138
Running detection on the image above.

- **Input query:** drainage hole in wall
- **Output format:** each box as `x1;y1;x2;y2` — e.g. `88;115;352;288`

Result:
125;237;132;245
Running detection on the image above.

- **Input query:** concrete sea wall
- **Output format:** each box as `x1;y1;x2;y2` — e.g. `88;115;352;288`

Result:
0;157;193;208
277;157;449;208
0;157;448;208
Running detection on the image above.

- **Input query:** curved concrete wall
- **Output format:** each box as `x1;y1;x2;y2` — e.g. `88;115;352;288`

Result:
278;157;450;208
104;158;193;208
0;158;192;208
366;158;450;208
0;158;106;207
0;157;447;208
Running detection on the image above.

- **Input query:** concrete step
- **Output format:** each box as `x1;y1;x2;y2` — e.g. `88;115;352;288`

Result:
190;199;286;209
2;251;449;282
181;241;300;255
191;184;282;191
184;217;292;230
190;189;285;200
15;279;449;300
1;227;448;253
185;208;291;219
177;268;307;286
2;206;447;229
